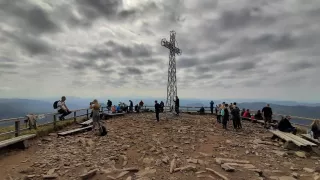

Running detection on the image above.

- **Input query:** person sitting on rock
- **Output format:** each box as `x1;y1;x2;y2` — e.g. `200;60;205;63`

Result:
311;119;320;139
278;115;297;135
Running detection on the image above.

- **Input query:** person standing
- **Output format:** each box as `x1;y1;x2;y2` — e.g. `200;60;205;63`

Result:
107;100;112;112
90;99;101;133
222;104;229;129
262;104;273;128
160;101;164;112
210;101;214;114
129;100;133;112
154;100;160;122
139;100;144;109
173;96;180;115
216;104;221;123
231;102;241;129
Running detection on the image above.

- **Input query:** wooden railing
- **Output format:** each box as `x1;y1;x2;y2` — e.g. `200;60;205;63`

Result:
0;106;317;139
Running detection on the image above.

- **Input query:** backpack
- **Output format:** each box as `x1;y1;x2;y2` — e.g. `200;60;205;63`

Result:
99;125;108;136
53;100;59;109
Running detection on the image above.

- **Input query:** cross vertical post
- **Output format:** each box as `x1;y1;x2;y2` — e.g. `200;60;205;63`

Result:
161;31;182;116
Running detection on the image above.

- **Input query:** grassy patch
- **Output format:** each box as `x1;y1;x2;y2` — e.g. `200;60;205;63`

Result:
0;116;87;141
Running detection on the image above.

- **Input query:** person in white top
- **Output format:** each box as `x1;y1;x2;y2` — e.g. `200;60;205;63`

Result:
57;96;72;120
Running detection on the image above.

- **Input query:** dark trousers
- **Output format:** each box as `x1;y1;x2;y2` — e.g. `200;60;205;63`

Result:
232;119;237;129
264;116;272;127
175;106;179;115
233;117;242;129
237;118;242;129
222;117;228;129
155;111;159;121
283;127;297;135
217;115;221;123
58;109;71;120
210;107;213;114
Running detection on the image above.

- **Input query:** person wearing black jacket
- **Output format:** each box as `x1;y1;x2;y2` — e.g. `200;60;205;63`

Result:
222;104;229;129
173;96;180;115
160;101;164;112
278;116;297;134
107;100;112;111
210;101;214;114
311;120;320;139
154;100;160;122
231;103;241;129
262;104;273;128
129;100;133;112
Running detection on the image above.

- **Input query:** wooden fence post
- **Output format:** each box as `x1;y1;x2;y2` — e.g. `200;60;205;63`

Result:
86;109;89;120
53;115;57;129
15;120;20;137
73;111;76;122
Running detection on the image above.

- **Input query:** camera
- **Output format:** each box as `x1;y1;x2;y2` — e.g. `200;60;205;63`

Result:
90;102;93;105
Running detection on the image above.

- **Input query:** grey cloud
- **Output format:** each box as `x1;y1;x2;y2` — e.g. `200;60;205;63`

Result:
0;0;60;34
219;6;275;30
286;61;315;72
123;67;143;75
106;40;152;58
178;56;197;69
250;33;296;50
235;61;256;71
75;0;121;19
6;32;52;55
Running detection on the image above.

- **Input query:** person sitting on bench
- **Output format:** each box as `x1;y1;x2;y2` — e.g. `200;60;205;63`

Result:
198;107;205;114
57;96;72;120
311;119;320;139
135;104;140;113
111;105;116;113
278;115;297;135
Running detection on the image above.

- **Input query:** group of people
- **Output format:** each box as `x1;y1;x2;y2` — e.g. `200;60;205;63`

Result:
215;102;242;130
154;96;179;122
53;96;320;140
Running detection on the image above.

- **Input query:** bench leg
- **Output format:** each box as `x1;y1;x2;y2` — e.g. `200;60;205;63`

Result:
15;140;29;149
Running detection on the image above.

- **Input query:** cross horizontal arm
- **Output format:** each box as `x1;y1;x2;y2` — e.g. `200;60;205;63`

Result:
161;39;182;55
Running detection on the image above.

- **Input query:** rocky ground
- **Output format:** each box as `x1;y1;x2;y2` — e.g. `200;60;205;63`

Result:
0;113;319;180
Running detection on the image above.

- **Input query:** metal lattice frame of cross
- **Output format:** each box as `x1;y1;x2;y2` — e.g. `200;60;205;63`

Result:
161;30;182;114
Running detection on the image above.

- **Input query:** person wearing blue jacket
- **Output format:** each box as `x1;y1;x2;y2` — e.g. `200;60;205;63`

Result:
210;101;214;114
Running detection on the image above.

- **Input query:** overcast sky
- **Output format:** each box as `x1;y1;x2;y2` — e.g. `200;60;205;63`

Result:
0;0;319;101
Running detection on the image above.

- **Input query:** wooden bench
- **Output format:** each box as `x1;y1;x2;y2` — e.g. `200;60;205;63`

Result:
301;134;320;144
80;119;93;126
105;113;125;117
269;130;316;147
0;134;36;149
58;125;93;136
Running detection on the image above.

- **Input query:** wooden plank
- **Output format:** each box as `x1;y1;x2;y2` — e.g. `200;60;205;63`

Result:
285;132;316;146
0;134;36;149
301;134;320;144
80;119;93;126
106;113;125;116
269;130;305;147
58;125;93;136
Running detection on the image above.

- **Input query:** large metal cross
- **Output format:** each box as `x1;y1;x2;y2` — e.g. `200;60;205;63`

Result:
161;30;182;113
